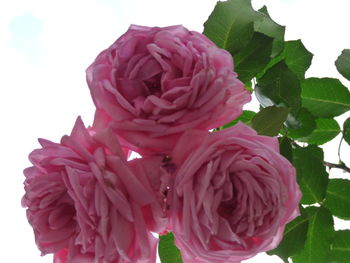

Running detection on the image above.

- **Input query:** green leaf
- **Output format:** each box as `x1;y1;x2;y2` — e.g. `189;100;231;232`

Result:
222;110;256;129
159;233;183;263
255;6;285;57
293;145;329;204
256;61;301;115
278;137;293;163
234;32;273;83
285;108;316;139
267;206;309;261
203;0;259;54
335;49;350;81
301;78;350;118
302;118;341;145
324;179;350;220
292;206;334;263
281;40;313;80
257;40;313;80
328;230;350;263
251;106;290;136
343;117;350;146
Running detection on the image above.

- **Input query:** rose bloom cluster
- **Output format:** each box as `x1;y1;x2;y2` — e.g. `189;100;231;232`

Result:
22;25;301;263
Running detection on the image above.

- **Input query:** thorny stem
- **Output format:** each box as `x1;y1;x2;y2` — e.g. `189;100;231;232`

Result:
324;161;350;174
323;135;350;173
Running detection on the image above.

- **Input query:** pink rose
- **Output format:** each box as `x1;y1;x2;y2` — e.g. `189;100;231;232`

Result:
166;123;301;263
129;155;171;234
87;25;251;154
22;117;160;263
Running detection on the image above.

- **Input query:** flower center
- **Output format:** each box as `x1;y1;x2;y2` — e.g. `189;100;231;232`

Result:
144;74;162;96
218;199;236;219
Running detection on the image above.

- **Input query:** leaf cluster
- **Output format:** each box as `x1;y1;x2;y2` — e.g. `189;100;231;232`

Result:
159;1;350;262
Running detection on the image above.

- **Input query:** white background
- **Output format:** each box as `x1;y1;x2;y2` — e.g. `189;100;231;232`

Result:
0;0;350;262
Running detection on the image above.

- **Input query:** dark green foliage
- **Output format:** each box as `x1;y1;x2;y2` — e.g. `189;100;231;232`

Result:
292;207;334;263
278;40;313;80
335;49;350;81
293;145;329;204
327;230;350;263
303;118;341;145
324;179;350;220
169;2;350;263
203;0;286;84
278;136;293;163
255;5;285;57
285;108;316;139
301;78;350;118
251;106;289;136
234;32;273;83
267;206;309;261
256;61;301;115
344;117;350;146
257;40;313;80
203;0;259;54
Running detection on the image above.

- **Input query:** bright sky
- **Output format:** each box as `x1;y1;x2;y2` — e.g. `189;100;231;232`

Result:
1;0;349;262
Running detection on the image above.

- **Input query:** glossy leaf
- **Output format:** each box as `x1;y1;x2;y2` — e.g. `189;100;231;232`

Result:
234;32;273;83
255;5;285;57
222;110;255;129
335;49;350;81
293;145;329;204
257;40;313;80
301;78;350;118
328;230;350;263
203;0;285;66
292;206;334;263
203;0;258;54
267;206;308;261
256;61;301;115
281;40;313;80
324;179;350;220
159;233;183;263
251;106;289;136
285;108;316;139
302;118;341;145
344;117;350;146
